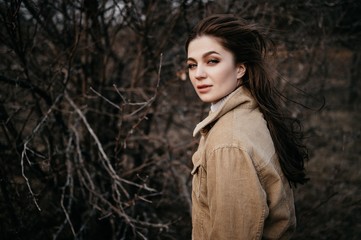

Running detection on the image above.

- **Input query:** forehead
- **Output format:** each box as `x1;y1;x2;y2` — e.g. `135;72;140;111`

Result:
187;35;229;58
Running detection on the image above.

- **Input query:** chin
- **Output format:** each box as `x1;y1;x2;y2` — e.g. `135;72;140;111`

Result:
198;97;214;103
199;95;223;103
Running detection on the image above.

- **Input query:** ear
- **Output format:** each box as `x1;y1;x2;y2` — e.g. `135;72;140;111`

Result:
236;64;246;79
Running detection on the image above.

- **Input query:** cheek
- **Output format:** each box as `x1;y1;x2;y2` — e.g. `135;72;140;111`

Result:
216;68;237;84
188;73;197;85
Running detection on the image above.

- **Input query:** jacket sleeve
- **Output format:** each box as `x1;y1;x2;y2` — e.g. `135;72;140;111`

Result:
206;146;268;240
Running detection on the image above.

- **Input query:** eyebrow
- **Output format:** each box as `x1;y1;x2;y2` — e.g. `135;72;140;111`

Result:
187;51;221;62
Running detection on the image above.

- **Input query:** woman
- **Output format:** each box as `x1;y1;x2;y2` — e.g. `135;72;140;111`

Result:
185;14;308;239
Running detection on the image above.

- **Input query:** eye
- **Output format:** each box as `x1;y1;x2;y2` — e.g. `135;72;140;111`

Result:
207;59;220;65
187;63;197;70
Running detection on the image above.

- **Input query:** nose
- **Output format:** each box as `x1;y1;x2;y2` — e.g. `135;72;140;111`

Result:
194;65;206;79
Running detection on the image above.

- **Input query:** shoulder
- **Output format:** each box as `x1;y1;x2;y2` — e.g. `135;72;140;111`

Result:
206;106;268;148
206;107;275;167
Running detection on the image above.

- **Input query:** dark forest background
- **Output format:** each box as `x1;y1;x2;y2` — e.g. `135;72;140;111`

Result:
0;0;360;239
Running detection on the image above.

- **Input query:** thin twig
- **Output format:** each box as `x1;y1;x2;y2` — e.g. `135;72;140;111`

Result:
21;143;41;211
123;53;163;148
90;86;121;110
20;94;64;212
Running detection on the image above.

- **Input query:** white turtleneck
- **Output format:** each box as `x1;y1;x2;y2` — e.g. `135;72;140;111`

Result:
210;94;231;112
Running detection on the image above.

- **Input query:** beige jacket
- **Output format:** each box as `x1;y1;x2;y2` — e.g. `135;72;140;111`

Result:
191;86;296;240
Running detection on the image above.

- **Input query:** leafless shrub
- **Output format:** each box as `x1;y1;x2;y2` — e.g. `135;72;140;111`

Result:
0;0;360;239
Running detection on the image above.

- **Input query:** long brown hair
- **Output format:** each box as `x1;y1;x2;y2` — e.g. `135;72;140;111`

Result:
185;14;309;187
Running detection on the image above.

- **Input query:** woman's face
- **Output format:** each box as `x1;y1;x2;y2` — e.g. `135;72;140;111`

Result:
187;35;245;103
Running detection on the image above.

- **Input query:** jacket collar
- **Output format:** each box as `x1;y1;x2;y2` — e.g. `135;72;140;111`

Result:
193;86;257;137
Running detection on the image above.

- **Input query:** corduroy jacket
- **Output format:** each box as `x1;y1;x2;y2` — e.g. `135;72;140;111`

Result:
191;86;296;240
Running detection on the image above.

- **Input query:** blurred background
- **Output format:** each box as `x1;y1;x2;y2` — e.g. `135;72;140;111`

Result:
0;0;360;239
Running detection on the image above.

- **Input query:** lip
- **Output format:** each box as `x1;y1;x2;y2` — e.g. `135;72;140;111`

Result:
197;84;212;93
